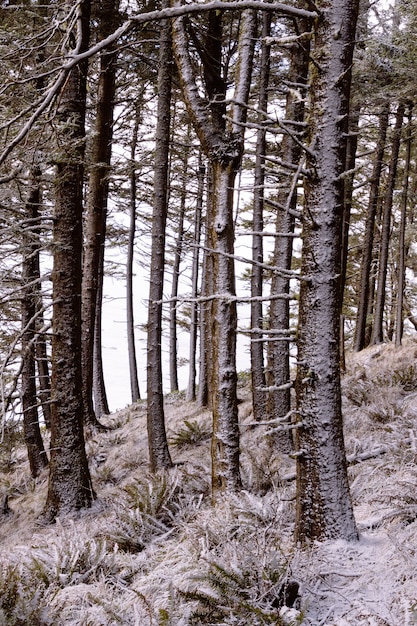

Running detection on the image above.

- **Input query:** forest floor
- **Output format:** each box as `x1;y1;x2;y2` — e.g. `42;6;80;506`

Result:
1;341;417;624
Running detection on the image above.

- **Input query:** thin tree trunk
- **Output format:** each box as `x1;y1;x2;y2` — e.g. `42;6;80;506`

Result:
82;0;119;429
395;104;412;346
127;105;141;403
267;14;310;449
21;166;49;477
169;126;190;393
295;0;359;543
43;0;94;521
250;12;270;423
147;4;173;472
353;104;389;351
186;154;204;402
371;102;405;345
93;258;110;417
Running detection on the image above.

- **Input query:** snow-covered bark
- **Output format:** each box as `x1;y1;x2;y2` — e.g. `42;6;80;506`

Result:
146;4;173;472
267;14;310;449
173;8;256;494
44;0;94;521
371;102;405;345
353;104;389;352
82;0;119;429
295;0;359;542
21;167;49;478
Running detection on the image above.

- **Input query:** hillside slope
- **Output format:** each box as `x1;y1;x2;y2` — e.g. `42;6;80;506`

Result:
1;341;417;624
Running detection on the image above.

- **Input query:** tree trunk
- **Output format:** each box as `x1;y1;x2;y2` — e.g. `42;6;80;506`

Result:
127;105;141;403
395;105;412;345
169;126;190;393
147;4;173;472
82;0;119;429
267;13;310;449
295;0;359;543
250;12;270;423
21;167;49;477
43;0;94;521
353;104;389;351
93;261;110;417
173;7;256;495
186;155;204;402
371;102;405;345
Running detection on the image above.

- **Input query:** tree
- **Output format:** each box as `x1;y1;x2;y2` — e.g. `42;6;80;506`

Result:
82;0;120;426
43;0;94;521
173;8;257;495
146;1;174;472
21;166;49;478
371;102;405;345
295;0;359;542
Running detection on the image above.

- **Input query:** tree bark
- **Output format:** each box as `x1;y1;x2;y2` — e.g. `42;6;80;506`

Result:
266;13;310;449
82;0;119;429
147;3;173;472
295;0;359;543
127;105;141;403
250;12;270;423
43;0;94;521
186;154;204;402
371;102;405;345
353;104;389;351
395;104;413;346
173;8;256;495
21;167;49;478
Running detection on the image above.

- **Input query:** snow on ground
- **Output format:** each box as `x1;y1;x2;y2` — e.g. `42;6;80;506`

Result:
1;341;417;624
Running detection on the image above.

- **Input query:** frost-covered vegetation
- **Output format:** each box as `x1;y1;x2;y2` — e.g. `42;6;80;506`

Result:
1;342;417;624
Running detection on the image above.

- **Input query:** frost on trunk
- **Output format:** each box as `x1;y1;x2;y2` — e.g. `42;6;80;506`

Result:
82;0;119;429
21;167;49;478
295;0;359;542
172;8;256;495
43;0;94;521
146;4;173;472
371;103;405;345
353;103;389;352
267;13;310;449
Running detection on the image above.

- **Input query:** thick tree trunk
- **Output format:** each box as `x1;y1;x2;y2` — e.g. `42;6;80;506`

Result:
353;104;389;351
295;0;359;543
82;0;118;429
21;167;49;477
371;103;405;345
147;5;173;472
43;0;94;521
267;15;310;448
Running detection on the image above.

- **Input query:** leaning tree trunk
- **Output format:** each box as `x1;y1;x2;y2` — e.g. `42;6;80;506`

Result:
21;166;49;478
146;4;173;472
43;0;94;521
82;0;119;429
295;0;359;543
371;102;405;345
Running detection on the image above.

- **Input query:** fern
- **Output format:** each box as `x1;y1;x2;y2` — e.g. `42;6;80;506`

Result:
169;419;211;447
